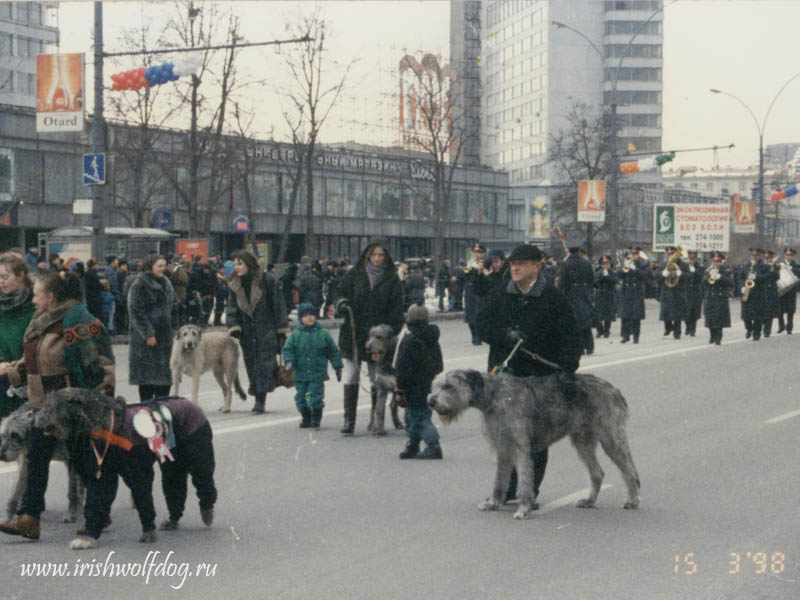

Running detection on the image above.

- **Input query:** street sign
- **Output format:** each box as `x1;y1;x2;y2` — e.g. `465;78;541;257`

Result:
232;214;249;232
72;198;92;214
152;206;173;230
82;153;105;185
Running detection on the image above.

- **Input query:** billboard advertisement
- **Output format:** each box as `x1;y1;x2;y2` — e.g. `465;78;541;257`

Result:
528;195;551;241
398;54;457;155
176;239;209;263
732;194;756;234
577;180;606;223
652;203;730;252
36;53;84;133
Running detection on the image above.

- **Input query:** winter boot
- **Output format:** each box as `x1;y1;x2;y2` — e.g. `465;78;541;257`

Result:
311;406;323;430
0;514;40;540
299;407;312;428
340;384;358;435
251;392;266;414
418;442;443;460
399;439;421;459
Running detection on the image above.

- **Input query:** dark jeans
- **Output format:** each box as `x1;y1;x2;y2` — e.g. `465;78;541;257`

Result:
778;311;794;333
506;448;548;501
620;318;641;341
160;423;217;522
18;425;57;519
407;404;439;446
762;317;773;336
139;384;172;402
744;319;762;339
581;328;594;355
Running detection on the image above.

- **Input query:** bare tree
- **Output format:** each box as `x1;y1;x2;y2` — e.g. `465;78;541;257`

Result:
275;8;354;258
547;101;620;257
399;53;469;283
161;1;248;238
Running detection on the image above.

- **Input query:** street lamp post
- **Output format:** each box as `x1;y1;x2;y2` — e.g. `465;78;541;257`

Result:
552;3;669;258
710;70;800;247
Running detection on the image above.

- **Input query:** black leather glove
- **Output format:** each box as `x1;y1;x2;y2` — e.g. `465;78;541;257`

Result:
394;387;408;408
505;327;527;346
229;329;242;339
557;371;578;403
335;367;342;382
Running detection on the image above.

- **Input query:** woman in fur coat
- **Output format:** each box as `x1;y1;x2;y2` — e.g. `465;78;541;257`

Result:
226;250;289;414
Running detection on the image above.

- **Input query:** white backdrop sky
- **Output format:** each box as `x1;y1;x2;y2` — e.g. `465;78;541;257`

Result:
55;0;800;170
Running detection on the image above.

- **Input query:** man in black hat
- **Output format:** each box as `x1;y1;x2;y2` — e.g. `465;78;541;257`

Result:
739;248;768;340
761;250;781;337
657;246;688;339
617;248;648;343
558;236;595;355
778;248;800;334
682;250;705;337
464;243;488;345
702;251;733;344
476;243;582;508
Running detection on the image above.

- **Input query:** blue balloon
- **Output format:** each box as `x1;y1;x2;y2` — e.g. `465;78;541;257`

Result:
786;185;798;197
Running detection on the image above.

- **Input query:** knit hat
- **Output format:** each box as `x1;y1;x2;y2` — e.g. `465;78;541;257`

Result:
487;248;505;260
298;302;316;318
508;244;543;262
406;304;429;324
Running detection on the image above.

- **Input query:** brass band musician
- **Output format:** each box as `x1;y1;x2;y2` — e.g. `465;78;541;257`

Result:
777;247;800;334
702;251;732;345
740;248;768;341
683;250;705;337
657;245;688;339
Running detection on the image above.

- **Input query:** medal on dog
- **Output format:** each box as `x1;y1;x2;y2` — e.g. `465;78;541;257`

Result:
133;408;175;463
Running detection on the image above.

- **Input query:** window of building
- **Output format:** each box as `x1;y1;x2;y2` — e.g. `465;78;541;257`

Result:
0;69;12;92
706;182;713;191
29;3;42;25
604;21;662;35
326;177;343;217
605;90;661;105
343;180;363;218
0;3;11;20
606;67;662;82
0;148;12;196
604;44;662;59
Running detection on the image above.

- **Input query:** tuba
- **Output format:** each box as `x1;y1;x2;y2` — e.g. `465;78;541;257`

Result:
663;246;686;289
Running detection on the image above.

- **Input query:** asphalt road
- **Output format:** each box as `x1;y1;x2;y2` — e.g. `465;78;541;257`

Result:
1;300;799;599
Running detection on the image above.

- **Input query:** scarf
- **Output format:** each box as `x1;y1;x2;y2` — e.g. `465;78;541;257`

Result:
24;299;79;342
0;281;33;313
366;262;385;290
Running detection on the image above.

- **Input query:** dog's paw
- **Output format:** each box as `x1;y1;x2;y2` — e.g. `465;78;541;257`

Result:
513;507;532;520
623;499;640;510
218;406;231;413
139;530;157;543
69;536;95;550
477;499;499;512
576;498;596;509
372;427;387;437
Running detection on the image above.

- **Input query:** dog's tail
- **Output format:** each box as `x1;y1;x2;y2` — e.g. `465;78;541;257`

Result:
234;374;246;400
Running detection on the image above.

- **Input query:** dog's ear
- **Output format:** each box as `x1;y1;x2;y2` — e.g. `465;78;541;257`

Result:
464;370;485;405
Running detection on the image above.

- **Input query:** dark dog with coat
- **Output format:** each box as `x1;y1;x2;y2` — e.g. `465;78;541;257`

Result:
34;389;216;549
428;369;640;520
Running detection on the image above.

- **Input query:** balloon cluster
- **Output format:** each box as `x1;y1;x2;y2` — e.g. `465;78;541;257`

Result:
110;61;179;91
770;185;799;202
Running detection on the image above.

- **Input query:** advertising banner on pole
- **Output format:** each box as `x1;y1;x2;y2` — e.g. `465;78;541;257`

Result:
652;203;730;252
528;195;551;241
732;194;756;234
36;54;84;133
577;180;605;223
176;239;209;263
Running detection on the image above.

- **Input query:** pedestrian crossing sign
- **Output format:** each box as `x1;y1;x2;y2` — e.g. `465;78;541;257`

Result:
83;153;105;185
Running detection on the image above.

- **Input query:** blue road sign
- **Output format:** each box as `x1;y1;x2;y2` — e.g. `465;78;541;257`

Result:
152;206;173;230
83;153;105;185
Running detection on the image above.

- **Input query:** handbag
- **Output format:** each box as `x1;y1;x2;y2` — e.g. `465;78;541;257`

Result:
276;355;294;388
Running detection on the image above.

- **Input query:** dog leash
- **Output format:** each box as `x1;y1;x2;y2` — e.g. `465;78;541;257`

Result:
518;347;562;371
491;338;524;374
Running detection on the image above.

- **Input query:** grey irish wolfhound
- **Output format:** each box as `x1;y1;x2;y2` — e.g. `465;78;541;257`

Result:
0;402;84;522
365;324;406;436
170;324;246;412
427;369;640;520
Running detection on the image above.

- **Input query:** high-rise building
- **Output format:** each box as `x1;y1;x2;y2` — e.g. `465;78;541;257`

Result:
0;2;60;108
458;0;663;186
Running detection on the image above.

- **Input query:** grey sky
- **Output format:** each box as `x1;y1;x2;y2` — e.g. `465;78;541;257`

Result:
55;1;800;170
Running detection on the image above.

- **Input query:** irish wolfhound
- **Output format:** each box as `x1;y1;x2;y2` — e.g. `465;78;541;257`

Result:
0;403;84;522
428;369;640;520
170;324;246;412
365;324;405;436
35;389;159;549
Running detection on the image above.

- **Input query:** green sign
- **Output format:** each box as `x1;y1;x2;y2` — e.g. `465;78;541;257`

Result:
654;205;675;246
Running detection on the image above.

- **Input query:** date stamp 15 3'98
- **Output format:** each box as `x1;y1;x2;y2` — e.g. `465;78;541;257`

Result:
673;552;786;576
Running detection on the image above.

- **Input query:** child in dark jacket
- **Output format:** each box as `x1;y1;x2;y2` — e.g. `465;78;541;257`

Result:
282;302;343;429
395;305;444;459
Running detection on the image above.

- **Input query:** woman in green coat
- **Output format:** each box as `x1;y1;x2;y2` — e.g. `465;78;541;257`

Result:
0;252;36;418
